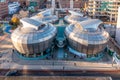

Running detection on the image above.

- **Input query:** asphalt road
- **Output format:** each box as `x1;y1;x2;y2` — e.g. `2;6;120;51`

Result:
20;71;120;80
1;70;119;80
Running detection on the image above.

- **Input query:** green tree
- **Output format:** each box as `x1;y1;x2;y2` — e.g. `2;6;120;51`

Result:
9;17;20;30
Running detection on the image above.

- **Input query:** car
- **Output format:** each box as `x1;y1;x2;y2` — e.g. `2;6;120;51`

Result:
5;70;21;76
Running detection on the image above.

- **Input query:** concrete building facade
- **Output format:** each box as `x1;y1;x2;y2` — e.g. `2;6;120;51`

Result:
88;0;120;23
9;0;44;8
61;0;88;9
107;1;120;22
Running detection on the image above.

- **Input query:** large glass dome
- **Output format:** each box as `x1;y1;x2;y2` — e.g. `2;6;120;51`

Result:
11;18;57;57
65;19;109;54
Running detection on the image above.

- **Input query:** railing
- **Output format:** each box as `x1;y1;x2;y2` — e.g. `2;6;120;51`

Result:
110;37;120;50
113;52;120;67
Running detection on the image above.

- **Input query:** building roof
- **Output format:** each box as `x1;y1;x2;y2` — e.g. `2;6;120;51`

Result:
11;18;57;44
70;15;88;22
65;19;109;45
64;11;90;24
31;9;58;23
79;19;103;31
21;18;42;30
68;10;84;16
37;9;52;17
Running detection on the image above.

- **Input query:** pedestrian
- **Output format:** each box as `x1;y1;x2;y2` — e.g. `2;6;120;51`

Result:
52;62;54;66
52;55;53;59
12;49;14;53
112;56;115;67
74;55;76;58
74;63;76;66
63;66;64;71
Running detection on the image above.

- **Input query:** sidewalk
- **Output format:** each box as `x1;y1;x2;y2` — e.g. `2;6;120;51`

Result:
0;59;119;71
0;50;119;71
0;34;8;42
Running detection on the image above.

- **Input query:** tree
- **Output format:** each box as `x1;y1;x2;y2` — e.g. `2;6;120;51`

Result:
9;16;20;30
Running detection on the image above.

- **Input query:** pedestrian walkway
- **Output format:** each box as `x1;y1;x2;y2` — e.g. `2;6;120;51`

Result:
0;59;118;71
57;48;64;59
0;51;119;71
0;34;8;42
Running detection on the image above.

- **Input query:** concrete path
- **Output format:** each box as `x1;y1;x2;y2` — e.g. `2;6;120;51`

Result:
57;48;64;59
0;60;118;71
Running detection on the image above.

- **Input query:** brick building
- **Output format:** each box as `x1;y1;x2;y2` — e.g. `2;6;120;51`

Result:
9;0;29;6
46;0;88;9
0;0;8;20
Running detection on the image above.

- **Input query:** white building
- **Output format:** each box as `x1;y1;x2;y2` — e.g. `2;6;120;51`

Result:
116;7;120;45
88;0;120;23
8;2;20;14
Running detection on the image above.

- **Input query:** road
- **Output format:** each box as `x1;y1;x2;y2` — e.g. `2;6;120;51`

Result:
0;70;120;80
19;70;120;80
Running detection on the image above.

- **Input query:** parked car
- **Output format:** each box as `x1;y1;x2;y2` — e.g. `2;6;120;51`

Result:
5;70;21;76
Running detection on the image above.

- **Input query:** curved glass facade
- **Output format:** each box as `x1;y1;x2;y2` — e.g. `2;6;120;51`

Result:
64;15;89;24
11;18;57;57
65;19;109;54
